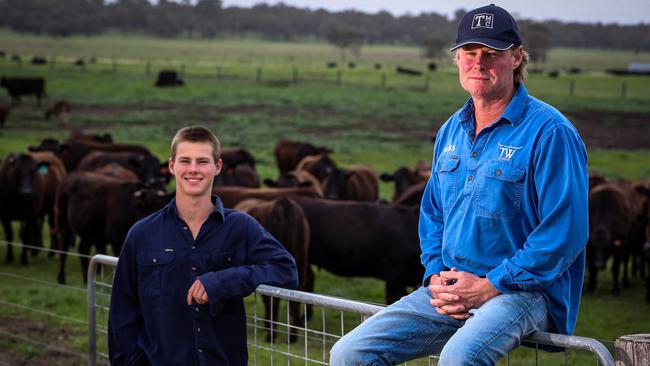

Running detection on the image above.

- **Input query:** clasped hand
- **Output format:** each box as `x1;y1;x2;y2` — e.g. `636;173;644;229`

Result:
187;278;209;305
428;268;501;320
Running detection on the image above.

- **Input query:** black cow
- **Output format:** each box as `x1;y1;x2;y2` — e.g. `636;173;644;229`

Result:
380;165;430;202
587;183;632;295
396;66;423;76
322;165;379;201
213;164;261;188
427;62;437;71
291;196;423;304
1;77;46;105
78;151;167;188
0;153;48;264
274;139;333;176
55;172;171;284
221;148;256;169
155;70;184;87
327;62;337;68
294;154;337;183
31;56;47;65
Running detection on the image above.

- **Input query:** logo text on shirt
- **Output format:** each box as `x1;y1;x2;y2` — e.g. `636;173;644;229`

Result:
498;143;523;161
444;144;456;153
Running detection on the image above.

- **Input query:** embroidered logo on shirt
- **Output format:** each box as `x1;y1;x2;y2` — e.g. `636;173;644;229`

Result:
498;143;523;161
444;144;456;153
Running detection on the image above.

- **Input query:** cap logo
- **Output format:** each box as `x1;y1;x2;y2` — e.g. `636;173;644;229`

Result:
471;13;494;29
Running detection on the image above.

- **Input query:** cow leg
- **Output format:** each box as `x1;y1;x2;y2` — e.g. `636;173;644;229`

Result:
289;299;303;343
78;239;93;284
385;278;406;305
2;218;14;263
31;216;45;256
57;230;74;284
47;212;56;258
612;253;621;296
622;252;630;288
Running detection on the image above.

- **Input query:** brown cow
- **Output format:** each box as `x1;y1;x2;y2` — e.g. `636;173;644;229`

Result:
44;100;71;124
213;163;261;188
212;186;322;209
274;139;333;176
221;148;256;169
0;153;47;264
235;197;312;342
322;165;379;201
294;154;337;183
78;151;167;187
264;170;324;197
28;151;66;254
380;163;431;202
91;162;139;181
55;171;169;284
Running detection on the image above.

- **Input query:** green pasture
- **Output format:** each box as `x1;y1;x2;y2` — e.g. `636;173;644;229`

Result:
0;32;649;364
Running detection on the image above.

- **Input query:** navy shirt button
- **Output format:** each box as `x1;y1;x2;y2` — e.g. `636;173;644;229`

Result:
197;327;201;333
195;307;200;312
192;266;197;271
227;257;231;262
198;348;203;353
192;245;196;250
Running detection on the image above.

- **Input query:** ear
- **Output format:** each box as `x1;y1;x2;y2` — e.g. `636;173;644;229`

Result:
214;158;223;176
168;158;175;175
512;46;524;69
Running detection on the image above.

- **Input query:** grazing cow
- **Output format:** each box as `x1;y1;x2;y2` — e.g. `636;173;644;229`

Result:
0;105;9;127
221;148;256;169
31;56;47;65
294;154;337;183
0;153;47;264
427;62;437;71
374;63;382;70
28;151;66;254
0;77;46;105
291;196;424;304
235;197;312;342
74;58;85;67
587;183;632;295
78;151;167;187
322;165;379;201
548;70;559;78
380;164;431;202
10;54;21;62
396;66;423;76
348;62;356;69
44;100;71;121
264;170;323;197
213;163;261;188
274;139;333;176
155;70;184;87
55;172;170;283
212;186;322;209
327;62;337;68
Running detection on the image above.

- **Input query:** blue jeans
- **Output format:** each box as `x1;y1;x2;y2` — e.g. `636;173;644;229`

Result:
330;286;551;366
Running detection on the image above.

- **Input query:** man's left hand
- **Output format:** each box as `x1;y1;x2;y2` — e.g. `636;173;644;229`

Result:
428;269;501;317
187;279;209;305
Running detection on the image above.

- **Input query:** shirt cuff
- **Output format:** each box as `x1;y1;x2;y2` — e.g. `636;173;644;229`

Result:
486;264;516;294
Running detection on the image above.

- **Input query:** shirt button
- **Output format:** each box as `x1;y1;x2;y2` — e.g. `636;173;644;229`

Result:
152;258;157;263
198;348;203;353
197;327;201;333
184;226;188;230
192;245;196;250
227;257;231;263
195;307;200;312
467;175;473;182
192;266;197;271
496;169;503;176
472;152;478;158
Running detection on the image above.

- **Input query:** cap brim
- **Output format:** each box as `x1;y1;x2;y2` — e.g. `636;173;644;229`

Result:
449;39;514;52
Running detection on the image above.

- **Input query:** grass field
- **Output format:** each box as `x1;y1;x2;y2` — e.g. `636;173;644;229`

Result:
1;31;650;365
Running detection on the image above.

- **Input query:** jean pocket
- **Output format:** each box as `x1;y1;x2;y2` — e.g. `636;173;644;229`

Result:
137;251;175;297
477;161;525;220
435;156;461;211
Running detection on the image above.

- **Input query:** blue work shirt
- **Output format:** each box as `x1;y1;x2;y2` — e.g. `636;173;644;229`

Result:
108;196;298;366
420;84;588;335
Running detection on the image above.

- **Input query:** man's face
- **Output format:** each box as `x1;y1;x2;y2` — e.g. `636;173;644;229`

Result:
455;44;522;101
169;141;222;198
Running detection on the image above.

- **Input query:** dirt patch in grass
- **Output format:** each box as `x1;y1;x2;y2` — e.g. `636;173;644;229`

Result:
0;315;85;366
567;110;649;150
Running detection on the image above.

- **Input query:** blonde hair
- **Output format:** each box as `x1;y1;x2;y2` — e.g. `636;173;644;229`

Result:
170;126;220;162
514;48;529;85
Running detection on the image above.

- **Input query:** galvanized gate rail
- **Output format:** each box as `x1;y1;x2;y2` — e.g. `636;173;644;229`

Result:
87;254;615;366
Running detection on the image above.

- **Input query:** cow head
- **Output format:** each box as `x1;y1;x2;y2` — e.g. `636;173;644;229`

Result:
128;154;167;188
133;187;172;220
6;153;47;196
322;168;353;200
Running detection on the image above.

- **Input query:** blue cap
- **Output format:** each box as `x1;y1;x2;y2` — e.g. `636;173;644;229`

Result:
450;4;523;51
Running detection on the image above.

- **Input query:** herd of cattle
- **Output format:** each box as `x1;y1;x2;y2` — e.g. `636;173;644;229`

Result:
0;130;649;340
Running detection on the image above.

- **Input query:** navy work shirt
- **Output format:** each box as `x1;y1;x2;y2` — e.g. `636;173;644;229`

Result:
108;196;298;366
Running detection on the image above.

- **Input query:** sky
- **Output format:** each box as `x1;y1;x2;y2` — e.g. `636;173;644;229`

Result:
220;0;650;25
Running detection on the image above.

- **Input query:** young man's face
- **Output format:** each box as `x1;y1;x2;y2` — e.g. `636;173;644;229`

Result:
455;44;522;101
169;141;222;198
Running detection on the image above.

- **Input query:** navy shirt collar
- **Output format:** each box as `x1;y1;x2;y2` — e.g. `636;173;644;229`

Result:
163;195;226;223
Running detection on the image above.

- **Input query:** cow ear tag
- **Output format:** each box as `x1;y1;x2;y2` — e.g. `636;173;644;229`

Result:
38;165;49;175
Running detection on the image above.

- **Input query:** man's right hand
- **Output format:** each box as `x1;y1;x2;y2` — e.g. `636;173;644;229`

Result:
427;272;470;320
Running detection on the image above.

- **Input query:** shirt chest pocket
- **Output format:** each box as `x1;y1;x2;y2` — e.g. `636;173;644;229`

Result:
205;251;235;271
137;252;176;298
477;162;526;220
435;156;461;211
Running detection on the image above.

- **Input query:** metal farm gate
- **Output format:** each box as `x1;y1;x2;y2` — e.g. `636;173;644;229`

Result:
87;254;615;366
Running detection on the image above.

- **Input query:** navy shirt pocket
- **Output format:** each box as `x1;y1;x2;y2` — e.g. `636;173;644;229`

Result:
435;155;461;211
477;161;526;220
206;251;234;271
137;251;175;298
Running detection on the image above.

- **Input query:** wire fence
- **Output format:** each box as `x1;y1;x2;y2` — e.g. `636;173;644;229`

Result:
0;240;620;365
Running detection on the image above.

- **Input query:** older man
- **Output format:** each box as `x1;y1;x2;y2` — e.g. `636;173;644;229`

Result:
330;4;588;366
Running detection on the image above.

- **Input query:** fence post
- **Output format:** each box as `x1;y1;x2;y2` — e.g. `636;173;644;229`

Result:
292;67;298;83
380;74;386;89
621;81;627;98
423;74;430;92
569;80;575;96
256;67;262;83
337;70;342;86
615;334;650;365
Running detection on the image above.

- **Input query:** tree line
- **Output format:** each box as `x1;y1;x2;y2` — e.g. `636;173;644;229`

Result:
0;0;648;56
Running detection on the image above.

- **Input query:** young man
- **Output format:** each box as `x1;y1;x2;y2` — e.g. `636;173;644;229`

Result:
330;5;588;365
108;126;298;365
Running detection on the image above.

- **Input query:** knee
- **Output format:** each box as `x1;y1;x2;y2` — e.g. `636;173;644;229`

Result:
438;341;501;366
329;336;377;366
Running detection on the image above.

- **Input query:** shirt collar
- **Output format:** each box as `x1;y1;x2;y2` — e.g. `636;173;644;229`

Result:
458;83;529;129
164;195;226;223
